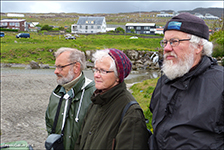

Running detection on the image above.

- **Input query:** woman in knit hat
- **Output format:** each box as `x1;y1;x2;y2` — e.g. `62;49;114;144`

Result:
75;48;149;150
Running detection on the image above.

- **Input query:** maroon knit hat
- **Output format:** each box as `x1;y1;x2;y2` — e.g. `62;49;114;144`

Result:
108;48;132;83
164;12;209;40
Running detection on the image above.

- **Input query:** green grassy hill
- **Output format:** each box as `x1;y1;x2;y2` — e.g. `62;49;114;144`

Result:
0;32;163;65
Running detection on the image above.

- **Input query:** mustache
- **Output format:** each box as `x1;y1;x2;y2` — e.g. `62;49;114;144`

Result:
56;74;63;77
164;52;177;59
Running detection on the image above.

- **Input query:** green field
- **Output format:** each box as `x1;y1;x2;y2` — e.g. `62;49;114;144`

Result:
0;32;163;65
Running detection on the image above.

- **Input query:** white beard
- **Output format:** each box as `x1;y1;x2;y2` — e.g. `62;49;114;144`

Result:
57;68;75;85
162;51;194;80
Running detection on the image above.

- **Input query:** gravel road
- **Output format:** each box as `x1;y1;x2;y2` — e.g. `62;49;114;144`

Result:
1;72;57;149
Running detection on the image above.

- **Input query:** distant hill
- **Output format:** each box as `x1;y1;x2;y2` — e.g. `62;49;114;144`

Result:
178;7;224;18
149;7;223;18
1;7;222;28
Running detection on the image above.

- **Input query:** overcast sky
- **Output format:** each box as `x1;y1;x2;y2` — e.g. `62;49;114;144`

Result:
1;1;223;14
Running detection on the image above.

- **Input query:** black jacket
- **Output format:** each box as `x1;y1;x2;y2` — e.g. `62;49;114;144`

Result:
150;56;224;149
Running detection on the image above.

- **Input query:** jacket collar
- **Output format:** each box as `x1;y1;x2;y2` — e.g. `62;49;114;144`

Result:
91;81;126;106
55;73;94;100
62;72;82;92
164;56;215;90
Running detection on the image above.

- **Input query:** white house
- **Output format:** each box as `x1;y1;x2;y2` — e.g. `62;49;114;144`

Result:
7;13;24;17
204;13;219;20
29;22;39;27
71;17;106;34
106;27;116;32
156;12;174;17
155;28;164;35
194;13;205;19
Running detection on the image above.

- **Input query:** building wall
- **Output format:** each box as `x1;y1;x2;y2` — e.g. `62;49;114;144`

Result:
125;24;156;35
0;20;28;31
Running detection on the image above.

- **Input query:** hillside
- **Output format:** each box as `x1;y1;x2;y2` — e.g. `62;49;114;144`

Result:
1;7;223;28
179;7;224;18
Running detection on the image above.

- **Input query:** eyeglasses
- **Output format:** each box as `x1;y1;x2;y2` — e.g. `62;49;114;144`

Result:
92;67;114;75
55;62;77;71
160;38;191;47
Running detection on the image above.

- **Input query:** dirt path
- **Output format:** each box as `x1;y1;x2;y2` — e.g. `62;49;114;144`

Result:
1;73;57;149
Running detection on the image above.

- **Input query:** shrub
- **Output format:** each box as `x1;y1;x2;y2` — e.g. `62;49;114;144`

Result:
115;27;125;34
41;25;53;31
212;43;224;58
210;30;224;58
0;28;18;32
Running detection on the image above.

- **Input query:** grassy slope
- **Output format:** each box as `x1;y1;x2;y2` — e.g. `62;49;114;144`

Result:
130;78;158;131
1;32;162;65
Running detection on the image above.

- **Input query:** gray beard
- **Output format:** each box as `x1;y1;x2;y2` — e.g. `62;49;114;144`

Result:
57;69;75;85
162;52;194;80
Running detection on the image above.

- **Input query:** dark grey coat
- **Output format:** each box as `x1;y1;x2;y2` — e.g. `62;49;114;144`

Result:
150;56;224;149
75;81;150;150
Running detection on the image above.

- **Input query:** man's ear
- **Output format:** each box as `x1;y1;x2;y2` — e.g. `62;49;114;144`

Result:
196;44;203;54
73;62;81;73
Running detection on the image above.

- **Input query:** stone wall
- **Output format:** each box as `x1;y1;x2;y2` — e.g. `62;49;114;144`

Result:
3;50;163;70
85;49;163;70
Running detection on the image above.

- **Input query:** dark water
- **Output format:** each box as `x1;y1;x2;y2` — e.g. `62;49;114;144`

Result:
1;67;160;84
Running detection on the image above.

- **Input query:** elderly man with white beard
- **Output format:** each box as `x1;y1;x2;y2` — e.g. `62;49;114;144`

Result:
45;47;95;150
149;13;224;149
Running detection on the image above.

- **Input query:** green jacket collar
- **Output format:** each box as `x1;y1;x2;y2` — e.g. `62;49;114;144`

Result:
56;72;94;101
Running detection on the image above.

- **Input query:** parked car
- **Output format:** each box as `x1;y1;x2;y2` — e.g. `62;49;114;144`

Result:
16;33;30;38
0;32;5;37
65;35;76;40
129;36;138;39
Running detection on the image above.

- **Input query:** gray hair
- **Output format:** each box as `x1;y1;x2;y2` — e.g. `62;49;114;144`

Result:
92;49;118;77
187;34;213;57
55;47;86;71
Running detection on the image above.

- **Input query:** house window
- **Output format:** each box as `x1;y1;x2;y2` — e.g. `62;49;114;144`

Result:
1;22;7;26
86;26;88;29
144;26;150;30
136;26;141;30
86;20;94;24
91;31;93;33
91;26;94;29
9;22;15;26
80;25;82;28
15;23;20;27
144;31;151;34
128;26;134;29
97;26;100;29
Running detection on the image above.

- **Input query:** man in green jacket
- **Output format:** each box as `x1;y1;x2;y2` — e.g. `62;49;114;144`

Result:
45;47;95;150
